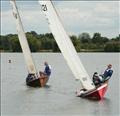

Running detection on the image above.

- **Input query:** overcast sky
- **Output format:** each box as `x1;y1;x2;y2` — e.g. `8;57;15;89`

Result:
1;1;119;38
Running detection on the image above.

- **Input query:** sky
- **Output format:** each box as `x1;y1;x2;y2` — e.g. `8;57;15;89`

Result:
1;1;120;38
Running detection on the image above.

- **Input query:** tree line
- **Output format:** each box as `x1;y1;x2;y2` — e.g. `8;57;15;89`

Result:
0;31;120;52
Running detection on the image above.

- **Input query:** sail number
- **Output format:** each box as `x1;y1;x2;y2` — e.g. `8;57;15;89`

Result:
41;4;47;11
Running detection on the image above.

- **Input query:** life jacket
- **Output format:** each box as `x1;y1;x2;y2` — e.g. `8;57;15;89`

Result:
44;65;51;77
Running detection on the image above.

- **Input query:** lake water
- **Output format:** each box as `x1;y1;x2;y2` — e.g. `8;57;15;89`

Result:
1;53;120;116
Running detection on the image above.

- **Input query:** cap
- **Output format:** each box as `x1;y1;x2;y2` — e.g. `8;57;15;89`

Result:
108;64;112;67
44;61;48;65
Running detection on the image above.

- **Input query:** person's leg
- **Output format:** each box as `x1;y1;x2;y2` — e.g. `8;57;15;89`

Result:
104;76;110;82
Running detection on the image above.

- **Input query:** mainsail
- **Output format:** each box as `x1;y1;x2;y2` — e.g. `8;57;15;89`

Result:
10;0;37;74
39;0;95;90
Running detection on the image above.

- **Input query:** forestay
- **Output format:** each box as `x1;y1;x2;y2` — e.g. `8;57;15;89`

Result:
39;0;95;90
10;0;37;74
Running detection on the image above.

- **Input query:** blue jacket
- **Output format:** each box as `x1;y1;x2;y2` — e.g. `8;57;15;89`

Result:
44;65;51;77
103;68;113;79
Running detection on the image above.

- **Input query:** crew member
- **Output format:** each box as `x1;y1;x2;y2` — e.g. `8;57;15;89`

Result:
93;64;113;86
44;61;51;77
102;64;113;82
92;72;102;86
39;61;51;86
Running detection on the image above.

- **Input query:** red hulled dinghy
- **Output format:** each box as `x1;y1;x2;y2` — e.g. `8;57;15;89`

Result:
76;82;108;100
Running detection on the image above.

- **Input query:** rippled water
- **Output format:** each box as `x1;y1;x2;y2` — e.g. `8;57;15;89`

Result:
1;53;120;116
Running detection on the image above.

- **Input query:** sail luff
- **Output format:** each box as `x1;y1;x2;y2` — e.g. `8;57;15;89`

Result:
39;0;95;90
10;0;37;74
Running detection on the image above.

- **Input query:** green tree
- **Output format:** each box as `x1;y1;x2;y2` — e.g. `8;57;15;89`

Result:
0;36;10;51
9;36;22;52
92;33;102;44
104;42;120;52
101;37;109;43
70;35;81;52
52;40;60;52
78;32;91;43
111;34;120;41
0;31;119;52
26;33;41;52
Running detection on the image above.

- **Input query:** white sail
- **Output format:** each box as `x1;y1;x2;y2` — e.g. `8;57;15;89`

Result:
39;0;95;90
10;0;37;74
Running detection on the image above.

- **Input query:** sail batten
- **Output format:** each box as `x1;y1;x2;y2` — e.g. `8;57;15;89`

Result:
39;0;95;90
10;0;37;74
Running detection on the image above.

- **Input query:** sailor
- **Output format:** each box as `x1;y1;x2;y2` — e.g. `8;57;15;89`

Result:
8;59;11;63
40;62;51;77
93;64;113;86
39;62;51;87
92;72;102;86
44;61;51;78
26;74;36;83
102;64;113;82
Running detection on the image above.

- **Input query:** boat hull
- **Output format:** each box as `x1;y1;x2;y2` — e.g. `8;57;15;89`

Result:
77;83;108;100
26;78;41;87
26;74;48;87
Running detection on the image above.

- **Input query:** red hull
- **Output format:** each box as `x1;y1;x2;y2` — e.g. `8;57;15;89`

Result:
79;83;108;100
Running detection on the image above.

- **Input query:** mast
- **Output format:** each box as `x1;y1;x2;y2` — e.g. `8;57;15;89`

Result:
10;0;37;74
39;0;95;90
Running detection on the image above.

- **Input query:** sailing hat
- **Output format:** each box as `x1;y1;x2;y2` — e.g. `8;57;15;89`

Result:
44;61;48;65
107;64;112;68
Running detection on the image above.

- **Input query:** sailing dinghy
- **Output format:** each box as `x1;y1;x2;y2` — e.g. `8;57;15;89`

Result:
10;0;48;87
39;0;108;100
